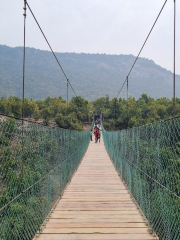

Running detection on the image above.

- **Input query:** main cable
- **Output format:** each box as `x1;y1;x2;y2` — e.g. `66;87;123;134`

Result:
26;1;77;97
116;0;168;99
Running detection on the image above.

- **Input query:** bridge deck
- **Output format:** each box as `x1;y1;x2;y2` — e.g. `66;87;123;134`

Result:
35;138;156;240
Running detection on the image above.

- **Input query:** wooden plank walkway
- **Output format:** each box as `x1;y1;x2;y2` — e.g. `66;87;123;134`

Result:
35;138;157;240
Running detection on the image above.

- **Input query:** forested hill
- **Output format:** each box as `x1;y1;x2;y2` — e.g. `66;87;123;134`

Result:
0;44;180;100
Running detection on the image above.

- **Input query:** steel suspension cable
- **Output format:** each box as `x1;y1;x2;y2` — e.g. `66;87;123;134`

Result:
127;76;129;128
21;0;27;195
67;81;69;107
26;1;77;97
116;0;168;99
22;0;26;120
173;0;176;118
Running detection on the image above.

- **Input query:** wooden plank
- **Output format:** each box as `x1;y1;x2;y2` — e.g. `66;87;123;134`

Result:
45;223;147;228
58;199;134;202
62;195;132;198
50;210;141;215
63;192;130;194
42;227;150;234
55;208;138;211
66;187;126;189
59;199;134;202
61;198;132;201
46;218;147;223
55;207;138;211
35;233;156;240
56;202;135;205
49;215;144;220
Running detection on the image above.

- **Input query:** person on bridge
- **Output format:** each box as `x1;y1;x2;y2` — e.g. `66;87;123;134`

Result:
98;130;101;143
90;129;93;141
93;125;99;133
93;126;99;143
94;130;98;143
93;125;102;143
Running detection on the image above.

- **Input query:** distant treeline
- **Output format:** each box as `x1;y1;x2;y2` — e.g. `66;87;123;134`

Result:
0;94;180;130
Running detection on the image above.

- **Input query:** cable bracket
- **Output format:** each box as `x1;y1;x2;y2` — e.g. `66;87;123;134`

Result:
23;1;27;18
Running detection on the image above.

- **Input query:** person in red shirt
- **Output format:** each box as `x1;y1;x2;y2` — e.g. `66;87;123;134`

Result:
94;130;98;143
93;125;99;132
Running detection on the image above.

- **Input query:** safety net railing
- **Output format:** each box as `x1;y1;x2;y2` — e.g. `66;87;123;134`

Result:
102;118;180;240
0;116;92;240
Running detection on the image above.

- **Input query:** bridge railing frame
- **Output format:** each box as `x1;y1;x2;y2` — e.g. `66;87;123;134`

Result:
102;119;180;240
0;116;93;240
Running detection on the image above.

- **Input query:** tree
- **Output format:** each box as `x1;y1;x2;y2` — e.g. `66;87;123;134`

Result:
24;98;39;118
68;96;89;122
8;96;22;117
55;112;83;131
42;107;53;125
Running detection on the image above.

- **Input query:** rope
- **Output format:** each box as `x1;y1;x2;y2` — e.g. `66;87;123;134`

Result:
116;0;168;99
26;1;77;97
127;76;129;128
123;152;180;200
67;81;69;107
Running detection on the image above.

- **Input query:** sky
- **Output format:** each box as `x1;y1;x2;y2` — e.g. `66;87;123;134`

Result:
0;0;180;74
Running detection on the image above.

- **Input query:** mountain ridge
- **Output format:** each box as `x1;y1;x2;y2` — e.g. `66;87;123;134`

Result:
0;44;179;100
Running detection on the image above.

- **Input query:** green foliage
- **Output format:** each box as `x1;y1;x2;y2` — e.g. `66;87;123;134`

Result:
38;96;88;129
68;96;89;121
55;113;83;131
42;107;53;125
0;96;40;119
54;96;89;130
24;98;39;118
93;94;180;130
1;93;180;131
0;117;16;133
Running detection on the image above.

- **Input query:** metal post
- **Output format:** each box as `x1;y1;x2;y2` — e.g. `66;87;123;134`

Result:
173;0;176;118
127;76;129;128
114;98;117;130
67;80;69;108
115;98;117;121
22;0;26;120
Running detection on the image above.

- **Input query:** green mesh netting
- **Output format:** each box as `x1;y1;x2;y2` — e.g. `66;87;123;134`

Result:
102;119;180;240
0;116;92;240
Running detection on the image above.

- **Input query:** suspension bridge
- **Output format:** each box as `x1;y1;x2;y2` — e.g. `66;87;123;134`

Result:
34;137;155;240
0;115;180;240
0;0;179;239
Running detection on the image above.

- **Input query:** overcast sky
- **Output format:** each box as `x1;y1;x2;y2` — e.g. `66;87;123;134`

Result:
0;0;180;74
